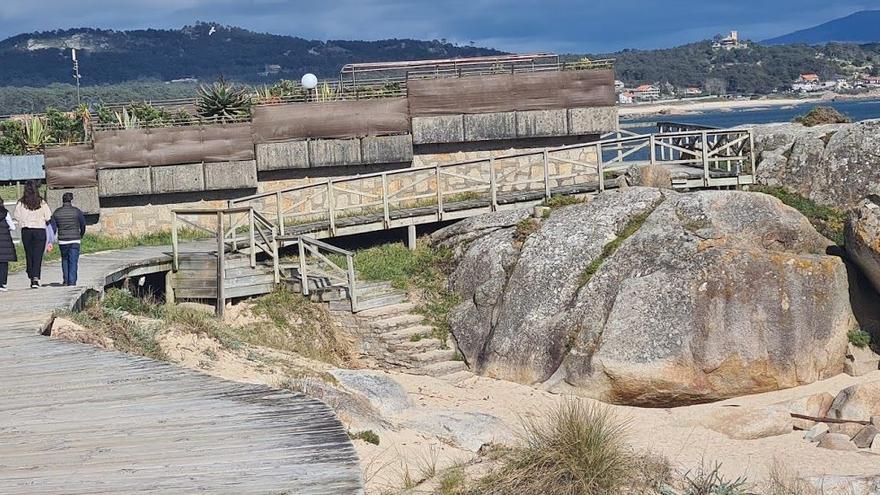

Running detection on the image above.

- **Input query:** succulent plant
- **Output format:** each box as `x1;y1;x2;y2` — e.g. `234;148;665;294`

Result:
23;115;50;153
196;77;252;121
114;107;139;129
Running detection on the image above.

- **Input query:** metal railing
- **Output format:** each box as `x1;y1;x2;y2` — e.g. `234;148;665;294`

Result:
230;128;755;239
291;236;359;312
170;206;279;315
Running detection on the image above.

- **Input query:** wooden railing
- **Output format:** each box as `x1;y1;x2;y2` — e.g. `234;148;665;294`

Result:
230;128;754;239
171;206;279;314
291;236;359;312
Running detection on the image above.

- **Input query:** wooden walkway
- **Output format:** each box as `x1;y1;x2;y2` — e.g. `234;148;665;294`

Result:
0;246;363;494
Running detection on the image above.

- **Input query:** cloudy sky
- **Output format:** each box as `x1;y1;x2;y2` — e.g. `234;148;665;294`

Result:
0;0;877;52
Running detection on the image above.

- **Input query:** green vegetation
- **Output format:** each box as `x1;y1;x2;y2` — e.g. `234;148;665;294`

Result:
793;106;852;127
10;229;205;273
512;218;540;243
71;287;352;365
579;210;652;287
683;461;749;495
348;430;380;446
753;186;846;245
196;77;252;121
347;242;458;345
541;194;587;209
848;329;872;349
436;465;467;495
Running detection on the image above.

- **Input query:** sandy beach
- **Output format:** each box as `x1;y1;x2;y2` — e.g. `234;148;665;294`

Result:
618;90;880;119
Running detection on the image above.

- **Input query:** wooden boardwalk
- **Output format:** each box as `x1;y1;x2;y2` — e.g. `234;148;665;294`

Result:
0;246;363;494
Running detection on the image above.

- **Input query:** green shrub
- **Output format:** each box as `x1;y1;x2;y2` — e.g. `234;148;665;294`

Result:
793;106;851;127
848;329;871;349
512;218;540;243
542;194;586;209
349;430;380;445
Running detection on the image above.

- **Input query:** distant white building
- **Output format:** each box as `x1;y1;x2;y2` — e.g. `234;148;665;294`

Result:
712;31;746;50
633;84;660;101
618;92;634;104
614;80;626;91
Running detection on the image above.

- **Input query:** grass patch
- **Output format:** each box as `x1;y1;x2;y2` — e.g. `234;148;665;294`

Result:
10;229;205;273
579;210;651;287
792;106;851;127
74;287;351;366
512;218;540;244
348;430;380;445
683;460;749;495
410;333;426;342
753;186;845;245
541;194;586;209
67;296;167;361
436;464;467;495
345;242;459;345
469;401;645;495
848;329;871;349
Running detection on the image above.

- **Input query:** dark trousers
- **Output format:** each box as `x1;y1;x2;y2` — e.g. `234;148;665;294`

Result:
20;228;46;280
0;262;7;286
60;243;81;286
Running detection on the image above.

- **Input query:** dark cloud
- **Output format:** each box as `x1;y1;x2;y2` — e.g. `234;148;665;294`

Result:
0;0;876;52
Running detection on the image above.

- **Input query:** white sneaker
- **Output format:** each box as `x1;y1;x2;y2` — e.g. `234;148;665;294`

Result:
0;286;7;292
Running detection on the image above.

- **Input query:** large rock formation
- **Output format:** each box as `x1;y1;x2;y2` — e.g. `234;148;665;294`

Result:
846;192;880;294
437;188;856;406
752;120;880;209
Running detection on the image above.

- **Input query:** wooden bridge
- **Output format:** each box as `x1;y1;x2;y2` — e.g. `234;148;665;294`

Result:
166;127;755;314
0;247;364;494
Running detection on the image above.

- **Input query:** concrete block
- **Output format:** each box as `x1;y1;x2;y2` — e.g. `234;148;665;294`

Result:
516;109;568;138
412;115;464;145
464;112;517;142
98;167;152;197
308;139;361;168
568;106;619;135
150;163;205;194
204;160;258;190
361;134;414;164
46;186;100;215
256;141;310;171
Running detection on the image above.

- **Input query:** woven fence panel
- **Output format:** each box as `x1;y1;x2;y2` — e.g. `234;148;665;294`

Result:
94;123;255;169
407;69;616;117
44;145;98;188
252;98;410;143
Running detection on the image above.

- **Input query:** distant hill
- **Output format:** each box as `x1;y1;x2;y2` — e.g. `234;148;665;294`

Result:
0;22;503;87
763;10;880;45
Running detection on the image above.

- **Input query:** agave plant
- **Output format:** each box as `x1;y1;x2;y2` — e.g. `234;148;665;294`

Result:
196;77;252;121
114;108;139;129
23;116;50;153
253;84;281;105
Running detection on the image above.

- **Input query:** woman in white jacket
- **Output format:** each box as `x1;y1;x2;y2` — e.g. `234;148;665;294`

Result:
13;181;52;288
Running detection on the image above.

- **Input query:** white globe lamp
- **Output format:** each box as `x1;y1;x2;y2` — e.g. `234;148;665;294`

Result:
301;73;318;90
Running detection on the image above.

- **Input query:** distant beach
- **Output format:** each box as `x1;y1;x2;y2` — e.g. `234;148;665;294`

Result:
618;90;880;119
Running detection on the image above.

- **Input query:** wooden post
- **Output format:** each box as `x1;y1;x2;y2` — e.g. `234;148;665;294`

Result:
542;149;551;199
327;180;336;235
276;191;284;236
171;212;179;271
216;211;226;318
435;164;444;221
488;158;497;211
271;230;280;284
298;237;309;296
407;225;417;251
649;134;657;165
248;208;256;269
346;253;358;312
701;130;710;187
382;173;390;228
165;270;175;306
596;143;605;192
748;129;756;178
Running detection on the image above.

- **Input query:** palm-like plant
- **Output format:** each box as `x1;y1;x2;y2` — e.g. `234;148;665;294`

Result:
114;108;139;129
196;77;252;121
23;116;50;153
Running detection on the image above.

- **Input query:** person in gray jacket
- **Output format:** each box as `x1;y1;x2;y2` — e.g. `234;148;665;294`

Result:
51;192;86;286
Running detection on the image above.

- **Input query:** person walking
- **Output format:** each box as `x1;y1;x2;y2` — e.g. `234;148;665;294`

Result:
0;196;16;292
51;192;86;286
13;181;52;288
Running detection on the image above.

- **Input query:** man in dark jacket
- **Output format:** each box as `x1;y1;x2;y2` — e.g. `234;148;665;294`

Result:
51;193;86;286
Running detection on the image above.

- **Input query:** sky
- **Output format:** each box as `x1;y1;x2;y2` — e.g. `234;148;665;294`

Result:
0;0;878;53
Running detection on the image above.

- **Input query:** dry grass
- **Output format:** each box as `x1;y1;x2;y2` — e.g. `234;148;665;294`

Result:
468;400;641;495
763;460;822;495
